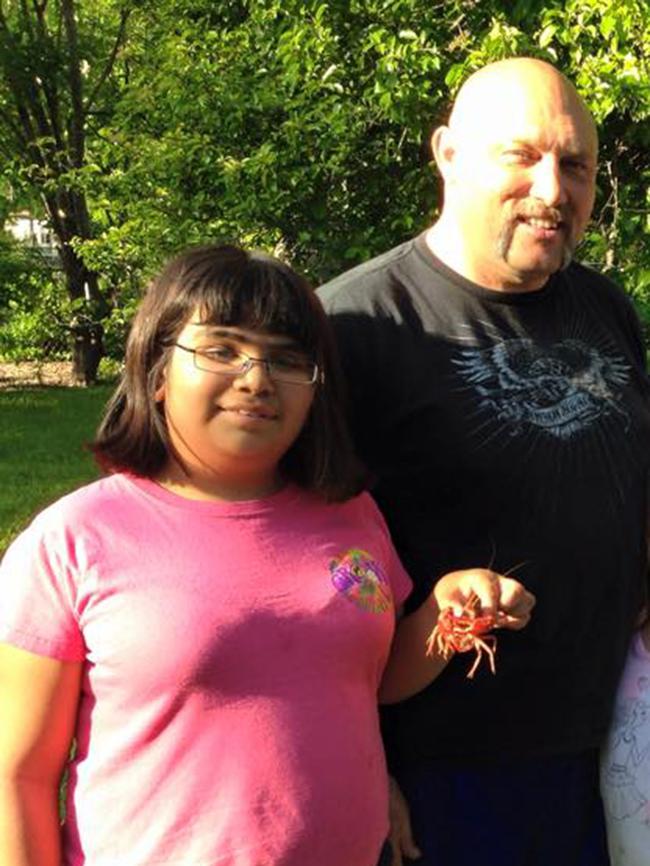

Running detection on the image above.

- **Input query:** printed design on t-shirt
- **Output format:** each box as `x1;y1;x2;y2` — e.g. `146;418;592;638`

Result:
453;337;630;440
602;679;650;824
329;548;392;613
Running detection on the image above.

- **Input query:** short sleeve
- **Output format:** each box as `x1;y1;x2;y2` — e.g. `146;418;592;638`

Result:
360;492;412;608
0;513;86;661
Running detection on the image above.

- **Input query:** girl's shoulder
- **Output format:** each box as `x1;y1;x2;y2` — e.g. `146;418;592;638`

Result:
322;490;399;549
342;489;391;526
315;489;382;520
13;473;137;543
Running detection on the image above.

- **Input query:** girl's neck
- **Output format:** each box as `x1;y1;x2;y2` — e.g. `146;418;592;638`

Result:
154;461;284;502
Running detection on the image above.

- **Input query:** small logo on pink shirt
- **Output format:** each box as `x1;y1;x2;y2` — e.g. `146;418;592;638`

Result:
329;548;392;613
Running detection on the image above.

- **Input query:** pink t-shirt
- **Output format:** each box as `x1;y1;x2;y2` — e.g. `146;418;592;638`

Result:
0;474;411;866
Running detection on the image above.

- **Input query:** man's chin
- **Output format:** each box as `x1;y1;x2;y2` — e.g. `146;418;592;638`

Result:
506;244;574;282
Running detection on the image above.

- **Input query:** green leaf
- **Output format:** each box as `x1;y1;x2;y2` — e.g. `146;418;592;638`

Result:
538;24;557;48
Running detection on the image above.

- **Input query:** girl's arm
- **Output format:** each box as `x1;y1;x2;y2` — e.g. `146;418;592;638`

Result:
0;643;82;866
378;569;535;704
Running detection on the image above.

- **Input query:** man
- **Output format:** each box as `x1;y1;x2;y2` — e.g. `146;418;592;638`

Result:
319;58;650;866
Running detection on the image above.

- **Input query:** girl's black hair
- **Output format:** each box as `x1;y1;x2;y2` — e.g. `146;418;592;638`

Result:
92;244;366;501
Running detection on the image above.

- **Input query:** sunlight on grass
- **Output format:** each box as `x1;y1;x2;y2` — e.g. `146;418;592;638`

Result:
0;386;112;553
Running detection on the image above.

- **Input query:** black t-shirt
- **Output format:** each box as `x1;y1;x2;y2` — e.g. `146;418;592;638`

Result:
319;232;650;763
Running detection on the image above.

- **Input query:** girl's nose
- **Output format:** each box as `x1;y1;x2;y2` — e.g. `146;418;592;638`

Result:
233;358;275;392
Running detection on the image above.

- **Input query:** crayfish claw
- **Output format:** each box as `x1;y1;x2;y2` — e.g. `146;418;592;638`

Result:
425;603;498;679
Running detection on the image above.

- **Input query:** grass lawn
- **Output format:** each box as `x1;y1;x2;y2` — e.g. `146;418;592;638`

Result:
0;385;112;554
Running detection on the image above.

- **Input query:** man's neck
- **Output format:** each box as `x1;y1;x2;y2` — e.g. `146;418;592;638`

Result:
424;222;550;294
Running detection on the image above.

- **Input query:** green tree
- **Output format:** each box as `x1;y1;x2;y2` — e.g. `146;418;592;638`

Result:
81;0;649;318
76;0;464;282
1;1;647;365
0;0;132;381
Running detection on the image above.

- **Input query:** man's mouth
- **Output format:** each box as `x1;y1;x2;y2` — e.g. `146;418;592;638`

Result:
514;205;568;235
522;216;562;230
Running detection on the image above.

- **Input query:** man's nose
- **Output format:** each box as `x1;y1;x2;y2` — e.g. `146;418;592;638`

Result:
530;156;566;207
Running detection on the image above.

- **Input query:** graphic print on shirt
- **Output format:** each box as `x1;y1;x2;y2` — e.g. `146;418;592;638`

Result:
602;689;650;824
330;548;392;613
453;336;631;441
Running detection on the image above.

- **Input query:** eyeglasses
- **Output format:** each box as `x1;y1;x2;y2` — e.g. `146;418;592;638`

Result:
173;342;320;385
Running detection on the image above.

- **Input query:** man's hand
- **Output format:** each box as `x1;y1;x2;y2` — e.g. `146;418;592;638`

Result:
388;775;421;865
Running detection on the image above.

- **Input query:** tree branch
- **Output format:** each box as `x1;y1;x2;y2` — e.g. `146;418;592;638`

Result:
0;104;29;151
84;6;130;116
60;0;84;167
28;0;65;152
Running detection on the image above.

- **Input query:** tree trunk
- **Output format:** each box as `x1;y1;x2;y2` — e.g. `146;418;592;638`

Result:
57;236;107;386
71;321;104;386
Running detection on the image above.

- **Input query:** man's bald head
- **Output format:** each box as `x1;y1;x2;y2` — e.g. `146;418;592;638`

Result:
428;58;598;292
449;58;597;151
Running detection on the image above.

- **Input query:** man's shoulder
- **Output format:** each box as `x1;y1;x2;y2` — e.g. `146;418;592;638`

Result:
567;260;624;295
566;260;638;315
317;236;418;312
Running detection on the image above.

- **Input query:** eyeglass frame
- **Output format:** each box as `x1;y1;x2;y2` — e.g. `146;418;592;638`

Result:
171;342;321;385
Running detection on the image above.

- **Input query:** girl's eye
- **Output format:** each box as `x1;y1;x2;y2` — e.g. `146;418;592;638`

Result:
204;345;239;362
272;354;309;371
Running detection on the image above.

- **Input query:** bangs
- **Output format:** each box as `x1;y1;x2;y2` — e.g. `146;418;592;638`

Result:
197;262;319;353
167;247;320;355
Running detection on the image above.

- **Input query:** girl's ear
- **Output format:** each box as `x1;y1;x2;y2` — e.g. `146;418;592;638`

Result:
154;369;166;403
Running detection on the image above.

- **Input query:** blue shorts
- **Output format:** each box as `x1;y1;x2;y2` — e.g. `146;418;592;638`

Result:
392;749;610;866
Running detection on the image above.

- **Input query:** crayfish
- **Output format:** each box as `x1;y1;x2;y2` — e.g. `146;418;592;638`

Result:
426;592;498;679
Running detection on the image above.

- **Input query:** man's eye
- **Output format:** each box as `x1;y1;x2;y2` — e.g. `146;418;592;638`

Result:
563;159;588;174
504;150;535;163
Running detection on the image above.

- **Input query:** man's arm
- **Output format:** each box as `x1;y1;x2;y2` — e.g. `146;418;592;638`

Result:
0;643;81;866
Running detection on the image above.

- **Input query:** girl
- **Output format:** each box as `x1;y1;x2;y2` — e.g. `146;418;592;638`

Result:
601;615;650;866
0;245;534;866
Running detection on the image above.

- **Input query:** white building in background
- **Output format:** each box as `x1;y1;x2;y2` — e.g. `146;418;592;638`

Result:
4;211;60;265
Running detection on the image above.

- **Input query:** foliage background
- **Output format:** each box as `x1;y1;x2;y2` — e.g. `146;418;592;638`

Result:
0;0;648;362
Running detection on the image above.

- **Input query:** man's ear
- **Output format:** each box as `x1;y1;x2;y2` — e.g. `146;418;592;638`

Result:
430;125;457;182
